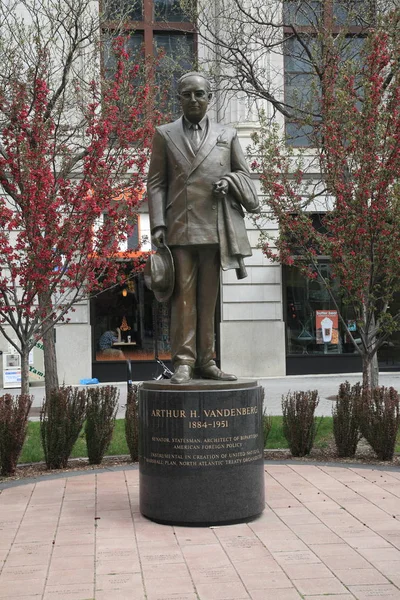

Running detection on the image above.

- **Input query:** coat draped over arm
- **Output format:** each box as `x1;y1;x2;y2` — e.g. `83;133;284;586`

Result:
218;170;260;278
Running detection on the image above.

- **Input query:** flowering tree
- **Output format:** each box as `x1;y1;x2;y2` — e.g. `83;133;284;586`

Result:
251;10;400;389
0;0;158;396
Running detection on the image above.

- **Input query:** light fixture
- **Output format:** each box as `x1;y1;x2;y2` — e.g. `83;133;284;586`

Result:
122;288;128;297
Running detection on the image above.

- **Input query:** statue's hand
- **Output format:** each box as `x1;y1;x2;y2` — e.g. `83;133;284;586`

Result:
213;179;229;197
151;227;166;248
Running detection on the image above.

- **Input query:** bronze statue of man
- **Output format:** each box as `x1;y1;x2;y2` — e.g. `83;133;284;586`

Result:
147;72;259;384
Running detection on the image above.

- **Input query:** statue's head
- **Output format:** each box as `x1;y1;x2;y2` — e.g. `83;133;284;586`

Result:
177;72;212;124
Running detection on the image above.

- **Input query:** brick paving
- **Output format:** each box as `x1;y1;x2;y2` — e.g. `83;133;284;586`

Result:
1;463;400;599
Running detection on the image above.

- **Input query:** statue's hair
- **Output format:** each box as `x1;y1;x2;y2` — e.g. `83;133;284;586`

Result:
177;72;211;93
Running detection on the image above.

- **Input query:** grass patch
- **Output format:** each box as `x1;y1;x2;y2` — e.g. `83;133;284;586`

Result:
265;416;334;449
20;420;129;464
18;416;400;465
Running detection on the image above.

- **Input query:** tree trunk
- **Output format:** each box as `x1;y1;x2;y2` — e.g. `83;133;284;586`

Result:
39;292;59;399
360;307;379;391
20;347;30;396
42;323;59;399
362;352;379;390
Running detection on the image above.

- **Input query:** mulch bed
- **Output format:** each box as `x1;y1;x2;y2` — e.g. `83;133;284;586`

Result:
1;438;400;485
265;442;400;466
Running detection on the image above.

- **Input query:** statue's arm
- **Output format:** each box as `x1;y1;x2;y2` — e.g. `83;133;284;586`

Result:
225;132;259;213
147;129;168;238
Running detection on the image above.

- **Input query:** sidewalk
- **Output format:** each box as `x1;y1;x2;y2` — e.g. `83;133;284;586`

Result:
2;371;400;419
1;463;400;599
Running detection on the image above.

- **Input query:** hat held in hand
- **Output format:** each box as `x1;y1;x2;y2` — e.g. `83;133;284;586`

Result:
144;246;175;302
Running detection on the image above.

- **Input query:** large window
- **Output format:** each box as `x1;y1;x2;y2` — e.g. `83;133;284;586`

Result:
283;211;400;367
101;0;196;116
285;264;400;368
283;0;374;146
284;213;357;355
285;263;357;356
92;272;171;363
92;210;171;363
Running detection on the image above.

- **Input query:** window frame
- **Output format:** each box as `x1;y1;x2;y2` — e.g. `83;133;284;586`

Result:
283;0;374;147
100;0;197;64
283;0;371;36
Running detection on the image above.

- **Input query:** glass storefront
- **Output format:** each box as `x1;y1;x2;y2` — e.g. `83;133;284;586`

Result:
377;293;400;369
92;273;171;366
91;266;222;381
285;263;358;356
285;263;400;371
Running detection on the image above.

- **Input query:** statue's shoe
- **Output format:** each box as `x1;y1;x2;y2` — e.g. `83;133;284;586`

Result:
199;365;237;381
170;364;193;384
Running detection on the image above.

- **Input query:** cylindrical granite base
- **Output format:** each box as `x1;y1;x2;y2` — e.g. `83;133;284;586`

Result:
139;379;265;525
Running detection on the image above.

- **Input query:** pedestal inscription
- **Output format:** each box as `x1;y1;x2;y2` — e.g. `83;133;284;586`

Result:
139;379;265;525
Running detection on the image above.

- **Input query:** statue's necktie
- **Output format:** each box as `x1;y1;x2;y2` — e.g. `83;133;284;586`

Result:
190;124;202;154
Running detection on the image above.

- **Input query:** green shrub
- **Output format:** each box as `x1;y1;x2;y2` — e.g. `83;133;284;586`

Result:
125;386;139;462
263;414;273;447
85;386;119;465
357;386;400;461
40;386;86;469
259;388;272;447
282;390;320;457
333;381;362;458
0;394;32;476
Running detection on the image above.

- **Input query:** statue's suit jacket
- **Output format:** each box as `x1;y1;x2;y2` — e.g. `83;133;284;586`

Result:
147;116;259;272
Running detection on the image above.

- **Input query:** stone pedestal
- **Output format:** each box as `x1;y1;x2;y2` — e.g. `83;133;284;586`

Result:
139;379;265;525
